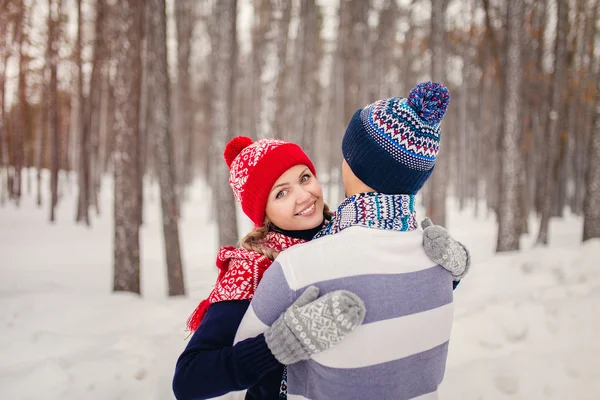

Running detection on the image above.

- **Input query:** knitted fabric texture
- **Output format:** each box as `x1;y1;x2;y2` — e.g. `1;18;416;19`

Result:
186;232;305;332
342;81;450;194
225;136;316;227
421;218;470;281
264;286;366;365
315;192;417;238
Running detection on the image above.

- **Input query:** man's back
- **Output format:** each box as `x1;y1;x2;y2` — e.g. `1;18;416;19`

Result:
235;225;454;400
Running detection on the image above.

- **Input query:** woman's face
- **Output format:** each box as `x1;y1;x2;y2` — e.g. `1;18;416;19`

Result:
265;164;324;231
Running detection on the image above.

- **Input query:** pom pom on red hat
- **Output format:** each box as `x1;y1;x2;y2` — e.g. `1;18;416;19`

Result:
224;136;253;168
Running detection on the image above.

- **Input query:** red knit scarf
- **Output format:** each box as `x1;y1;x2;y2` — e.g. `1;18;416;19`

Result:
186;232;306;332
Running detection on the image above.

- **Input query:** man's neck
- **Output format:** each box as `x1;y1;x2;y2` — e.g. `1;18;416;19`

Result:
344;185;374;199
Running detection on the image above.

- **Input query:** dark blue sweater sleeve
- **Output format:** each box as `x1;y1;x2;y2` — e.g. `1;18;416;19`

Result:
172;300;283;400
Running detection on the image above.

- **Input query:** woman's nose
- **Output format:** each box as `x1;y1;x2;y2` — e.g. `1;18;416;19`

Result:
296;187;312;203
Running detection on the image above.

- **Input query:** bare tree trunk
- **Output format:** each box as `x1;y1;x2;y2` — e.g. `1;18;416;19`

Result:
103;75;116;174
139;22;149;183
426;0;449;226
212;0;238;247
583;78;600;241
190;0;212;186
575;0;599;215
328;0;351;205
175;0;196;192
251;0;269;140
497;0;523;252
13;0;28;206
48;0;60;222
342;0;367;124
275;1;293;141
69;73;80;177
35;68;48;208
518;0;540;235
536;0;569;245
458;0;475;210
147;0;186;296
86;0;107;215
475;68;486;212
458;67;468;210
0;19;9;206
582;0;600;241
257;0;290;139
327;49;343;205
562;2;585;216
532;0;549;217
326;0;369;203
297;0;322;161
113;0;144;294
76;0;90;225
96;70;111;204
235;52;251;157
137;2;147;228
372;0;397;99
400;2;417;96
278;0;300;143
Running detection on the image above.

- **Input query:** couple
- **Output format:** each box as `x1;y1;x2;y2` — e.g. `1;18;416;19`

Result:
173;82;469;400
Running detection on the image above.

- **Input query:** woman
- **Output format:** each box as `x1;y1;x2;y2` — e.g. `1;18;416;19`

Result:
173;136;468;400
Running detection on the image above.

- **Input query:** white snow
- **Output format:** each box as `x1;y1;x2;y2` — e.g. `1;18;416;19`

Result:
1;170;599;399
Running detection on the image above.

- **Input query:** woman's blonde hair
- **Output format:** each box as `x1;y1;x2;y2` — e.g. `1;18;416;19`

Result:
241;203;334;260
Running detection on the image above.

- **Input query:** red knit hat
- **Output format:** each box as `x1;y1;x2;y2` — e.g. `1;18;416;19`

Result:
224;136;316;227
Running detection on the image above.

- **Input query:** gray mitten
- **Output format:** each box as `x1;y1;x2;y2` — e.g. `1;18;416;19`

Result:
264;286;366;365
421;217;470;281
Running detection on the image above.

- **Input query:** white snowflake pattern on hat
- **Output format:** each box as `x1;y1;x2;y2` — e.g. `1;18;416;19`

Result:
229;139;286;203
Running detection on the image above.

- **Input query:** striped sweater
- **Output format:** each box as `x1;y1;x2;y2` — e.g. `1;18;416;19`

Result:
234;226;454;400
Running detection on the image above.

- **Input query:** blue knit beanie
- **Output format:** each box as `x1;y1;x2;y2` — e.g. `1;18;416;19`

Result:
342;81;450;195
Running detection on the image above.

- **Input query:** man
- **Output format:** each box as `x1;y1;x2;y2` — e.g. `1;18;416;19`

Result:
235;81;466;399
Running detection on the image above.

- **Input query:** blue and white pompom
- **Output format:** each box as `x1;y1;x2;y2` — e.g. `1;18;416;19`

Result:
407;81;450;126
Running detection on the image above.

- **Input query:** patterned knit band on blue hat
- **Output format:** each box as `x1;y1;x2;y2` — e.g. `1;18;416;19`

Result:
341;81;450;195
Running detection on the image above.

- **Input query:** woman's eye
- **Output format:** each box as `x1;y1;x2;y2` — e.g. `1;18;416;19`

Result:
301;174;311;183
276;190;287;199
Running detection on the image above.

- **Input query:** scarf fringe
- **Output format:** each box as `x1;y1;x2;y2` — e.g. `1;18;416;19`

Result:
186;299;210;332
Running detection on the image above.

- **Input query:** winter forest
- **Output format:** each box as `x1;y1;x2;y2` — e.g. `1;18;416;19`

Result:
1;0;600;399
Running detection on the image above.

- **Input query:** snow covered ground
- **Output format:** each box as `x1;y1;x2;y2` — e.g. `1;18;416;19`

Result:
1;170;599;400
